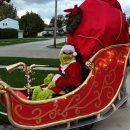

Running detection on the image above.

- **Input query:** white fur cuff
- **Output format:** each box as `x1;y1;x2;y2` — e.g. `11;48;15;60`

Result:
52;74;61;81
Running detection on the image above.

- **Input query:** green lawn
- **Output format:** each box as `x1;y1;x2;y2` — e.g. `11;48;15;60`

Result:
0;57;60;67
0;38;48;46
0;68;58;124
0;68;58;89
0;57;59;124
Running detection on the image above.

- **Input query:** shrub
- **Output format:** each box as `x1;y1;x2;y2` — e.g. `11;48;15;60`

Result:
0;28;18;39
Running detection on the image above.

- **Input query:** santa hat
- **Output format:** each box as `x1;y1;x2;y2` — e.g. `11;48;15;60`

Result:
60;45;77;56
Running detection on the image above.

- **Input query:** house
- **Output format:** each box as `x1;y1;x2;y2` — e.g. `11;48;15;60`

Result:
0;18;23;38
37;27;64;37
37;27;54;37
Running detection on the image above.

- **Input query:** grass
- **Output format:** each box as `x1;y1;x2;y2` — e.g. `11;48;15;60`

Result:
0;57;60;67
0;57;59;124
0;68;58;124
47;42;67;48
0;38;48;46
0;103;8;124
0;68;58;89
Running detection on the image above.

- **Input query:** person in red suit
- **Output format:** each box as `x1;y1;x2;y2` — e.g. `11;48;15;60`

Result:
31;45;82;100
65;0;129;62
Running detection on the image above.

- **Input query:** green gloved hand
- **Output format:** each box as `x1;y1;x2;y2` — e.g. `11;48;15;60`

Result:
48;80;56;88
31;86;43;100
44;73;54;85
36;89;54;100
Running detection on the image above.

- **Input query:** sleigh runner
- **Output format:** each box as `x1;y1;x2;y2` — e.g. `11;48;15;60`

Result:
0;44;130;129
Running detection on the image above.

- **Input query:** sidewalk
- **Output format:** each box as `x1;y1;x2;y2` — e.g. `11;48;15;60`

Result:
0;125;22;130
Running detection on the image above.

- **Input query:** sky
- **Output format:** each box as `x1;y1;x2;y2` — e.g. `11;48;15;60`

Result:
11;0;130;24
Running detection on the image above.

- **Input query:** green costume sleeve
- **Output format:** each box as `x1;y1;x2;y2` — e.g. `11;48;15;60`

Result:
36;89;54;100
48;80;56;88
44;73;54;85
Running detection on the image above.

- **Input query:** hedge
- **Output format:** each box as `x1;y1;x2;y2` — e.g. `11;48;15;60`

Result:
0;28;18;39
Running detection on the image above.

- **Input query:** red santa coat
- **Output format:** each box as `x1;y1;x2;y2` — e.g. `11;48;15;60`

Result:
67;0;129;62
50;61;82;94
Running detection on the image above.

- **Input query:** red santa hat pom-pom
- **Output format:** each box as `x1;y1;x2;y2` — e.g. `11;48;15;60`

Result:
60;45;77;56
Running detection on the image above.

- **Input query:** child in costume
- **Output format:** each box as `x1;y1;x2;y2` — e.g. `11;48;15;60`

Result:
31;45;82;100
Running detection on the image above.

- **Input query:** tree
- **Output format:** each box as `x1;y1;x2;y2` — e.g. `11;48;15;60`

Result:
19;12;45;37
50;14;64;28
127;16;130;25
0;4;17;20
6;0;10;2
0;0;11;6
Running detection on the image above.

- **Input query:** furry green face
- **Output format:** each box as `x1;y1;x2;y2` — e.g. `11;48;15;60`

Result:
59;50;76;65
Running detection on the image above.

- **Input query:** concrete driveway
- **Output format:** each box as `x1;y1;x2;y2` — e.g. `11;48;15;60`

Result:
0;38;65;58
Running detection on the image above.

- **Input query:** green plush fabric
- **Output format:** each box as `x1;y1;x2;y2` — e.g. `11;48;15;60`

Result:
31;86;42;100
31;86;54;100
36;89;54;100
44;73;54;85
59;50;76;65
48;80;56;88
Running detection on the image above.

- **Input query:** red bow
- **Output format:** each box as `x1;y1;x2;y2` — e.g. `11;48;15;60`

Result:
64;5;78;16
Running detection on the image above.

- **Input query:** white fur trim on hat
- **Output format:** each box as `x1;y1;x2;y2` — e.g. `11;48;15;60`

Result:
73;52;77;56
60;45;77;56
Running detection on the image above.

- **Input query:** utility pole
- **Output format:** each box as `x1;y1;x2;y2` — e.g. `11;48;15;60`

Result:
54;0;57;48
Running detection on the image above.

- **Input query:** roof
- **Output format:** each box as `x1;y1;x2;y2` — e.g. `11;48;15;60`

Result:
0;18;18;23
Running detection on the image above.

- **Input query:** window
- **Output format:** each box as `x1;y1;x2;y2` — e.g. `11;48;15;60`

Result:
2;23;7;26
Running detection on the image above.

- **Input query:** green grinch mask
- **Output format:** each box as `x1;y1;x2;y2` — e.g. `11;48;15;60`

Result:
59;50;76;65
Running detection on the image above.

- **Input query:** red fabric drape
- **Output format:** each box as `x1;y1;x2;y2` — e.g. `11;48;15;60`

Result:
102;0;122;11
67;0;129;62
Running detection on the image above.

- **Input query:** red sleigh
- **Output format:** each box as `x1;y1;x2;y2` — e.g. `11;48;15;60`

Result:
0;44;130;130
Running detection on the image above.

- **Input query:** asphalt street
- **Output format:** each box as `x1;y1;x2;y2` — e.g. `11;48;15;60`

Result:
0;38;65;58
